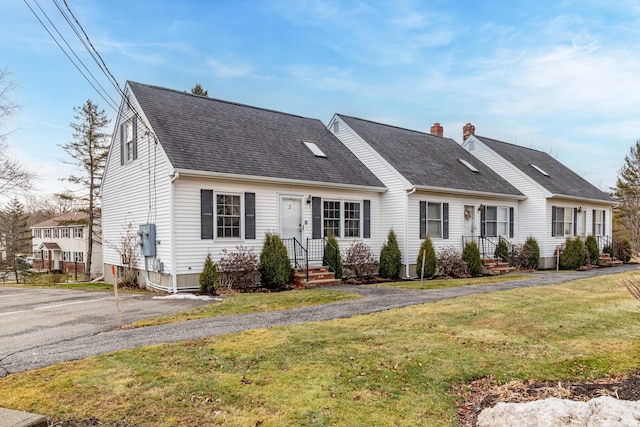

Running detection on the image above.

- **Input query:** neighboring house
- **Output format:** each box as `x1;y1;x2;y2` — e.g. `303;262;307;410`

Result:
329;115;526;277
462;124;615;268
31;211;103;278
100;82;385;292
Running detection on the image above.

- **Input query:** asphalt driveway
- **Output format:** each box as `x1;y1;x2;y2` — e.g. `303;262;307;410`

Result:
0;264;636;377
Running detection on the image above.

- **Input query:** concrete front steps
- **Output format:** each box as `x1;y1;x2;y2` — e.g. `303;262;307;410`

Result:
481;258;515;275
293;266;341;288
598;253;624;267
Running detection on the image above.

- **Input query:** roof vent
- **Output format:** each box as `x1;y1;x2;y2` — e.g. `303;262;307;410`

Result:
530;164;549;176
459;158;479;173
303;141;327;158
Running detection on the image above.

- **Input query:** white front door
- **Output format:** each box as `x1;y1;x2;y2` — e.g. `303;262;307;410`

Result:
463;205;475;241
281;197;303;242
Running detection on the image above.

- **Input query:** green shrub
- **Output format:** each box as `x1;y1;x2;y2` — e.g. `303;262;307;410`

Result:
585;235;599;265
462;241;482;277
523;237;540;269
259;232;291;290
559;236;586;270
494;239;510;263
379;229;402;279
416;236;437;278
603;245;614;258
324;234;343;279
199;252;218;295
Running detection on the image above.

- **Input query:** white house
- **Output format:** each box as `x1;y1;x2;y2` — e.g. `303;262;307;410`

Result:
462;123;615;268
100;82;386;292
328;115;526;277
31;211;103;279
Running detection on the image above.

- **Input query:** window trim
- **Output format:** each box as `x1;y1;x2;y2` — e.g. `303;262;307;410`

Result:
343;201;362;238
216;192;243;239
323;199;342;238
420;201;449;240
552;206;576;237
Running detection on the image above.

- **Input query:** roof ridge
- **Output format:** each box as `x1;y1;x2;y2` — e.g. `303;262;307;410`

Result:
338;114;453;141
127;80;312;122
476;135;550;156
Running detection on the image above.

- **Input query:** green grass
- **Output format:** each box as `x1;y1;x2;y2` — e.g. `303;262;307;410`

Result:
374;273;532;289
0;272;638;426
130;289;361;328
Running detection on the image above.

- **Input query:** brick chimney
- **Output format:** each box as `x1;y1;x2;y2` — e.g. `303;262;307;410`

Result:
463;123;475;141
430;122;444;137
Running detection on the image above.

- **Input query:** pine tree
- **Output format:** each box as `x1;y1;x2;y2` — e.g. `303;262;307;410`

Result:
379;229;401;279
613;140;640;252
59;100;110;280
191;83;208;96
199;252;218;295
0;198;31;283
259;232;291;290
416;236;437;278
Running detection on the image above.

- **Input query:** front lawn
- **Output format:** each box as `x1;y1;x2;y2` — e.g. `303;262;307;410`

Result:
0;271;638;426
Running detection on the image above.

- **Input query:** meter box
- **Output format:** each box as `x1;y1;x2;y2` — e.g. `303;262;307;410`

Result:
138;223;156;257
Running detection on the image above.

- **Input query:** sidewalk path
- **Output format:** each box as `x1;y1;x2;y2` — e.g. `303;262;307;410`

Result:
1;264;635;377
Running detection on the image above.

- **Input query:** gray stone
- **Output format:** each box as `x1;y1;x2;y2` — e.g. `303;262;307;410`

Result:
0;407;47;427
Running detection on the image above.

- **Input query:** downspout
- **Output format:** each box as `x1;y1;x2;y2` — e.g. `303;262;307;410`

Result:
405;186;417;278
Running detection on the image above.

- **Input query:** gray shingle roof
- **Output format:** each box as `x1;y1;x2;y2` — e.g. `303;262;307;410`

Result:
475;136;613;202
338;115;524;197
127;82;384;189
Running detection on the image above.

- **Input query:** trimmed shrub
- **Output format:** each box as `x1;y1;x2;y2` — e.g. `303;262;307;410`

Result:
344;241;377;278
379;229;402;279
199;252;218;295
585;235;599;265
259;232;291;290
462;241;482;277
559;236;586;270
523;236;540;269
602;245;614;258
324;234;343;279
218;245;260;291
437;246;468;278
416;236;437;278
494;239;510;264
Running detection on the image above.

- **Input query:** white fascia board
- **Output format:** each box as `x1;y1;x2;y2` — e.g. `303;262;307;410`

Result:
171;168;388;193
547;194;617;206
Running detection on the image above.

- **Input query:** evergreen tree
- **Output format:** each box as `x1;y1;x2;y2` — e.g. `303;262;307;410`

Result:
462;241;482;277
59;100;110;280
0;198;31;283
199;252;218;295
259;232;291;290
613;140;640;252
191;83;208;96
379;229;401;279
416;236;437;278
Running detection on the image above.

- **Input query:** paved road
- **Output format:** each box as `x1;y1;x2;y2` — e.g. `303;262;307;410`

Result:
0;264;636;377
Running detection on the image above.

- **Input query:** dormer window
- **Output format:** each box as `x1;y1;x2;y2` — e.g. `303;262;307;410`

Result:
303;141;327;158
530;164;549;176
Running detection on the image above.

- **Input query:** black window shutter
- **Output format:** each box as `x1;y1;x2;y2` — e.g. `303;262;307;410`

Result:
603;210;606;236
573;208;578;235
312;197;321;239
200;190;214;239
244;192;256;239
120;123;125;165
442;203;449;239
419;201;426;239
132;117;138;160
509;207;514;238
592;210;596;235
551;206;557;237
480;206;486;237
363;200;371;238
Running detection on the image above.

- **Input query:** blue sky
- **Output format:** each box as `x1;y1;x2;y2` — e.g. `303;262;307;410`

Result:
2;0;640;197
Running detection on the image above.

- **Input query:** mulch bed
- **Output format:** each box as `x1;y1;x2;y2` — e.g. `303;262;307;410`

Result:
454;374;640;427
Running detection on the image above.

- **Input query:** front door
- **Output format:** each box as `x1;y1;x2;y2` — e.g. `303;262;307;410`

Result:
463;205;475;243
281;197;303;242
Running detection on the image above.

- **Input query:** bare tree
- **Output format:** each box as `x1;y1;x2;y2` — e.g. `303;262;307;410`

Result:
0;69;33;199
108;222;140;288
59;100;110;281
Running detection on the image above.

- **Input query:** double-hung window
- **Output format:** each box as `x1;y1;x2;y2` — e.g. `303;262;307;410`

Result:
74;227;83;239
427;202;443;238
481;205;514;238
61;228;70;238
217;194;241;238
44;229;51;238
74;252;84;262
323;201;341;237
552;206;575;236
593;209;606;235
344;202;361;238
420;201;449;239
62;251;71;262
53;229;59;238
34;229;41;238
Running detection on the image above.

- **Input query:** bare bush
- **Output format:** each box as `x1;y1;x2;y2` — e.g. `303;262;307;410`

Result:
622;273;640;303
218;245;260;291
437;246;468;278
344;241;377;278
510;243;533;270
